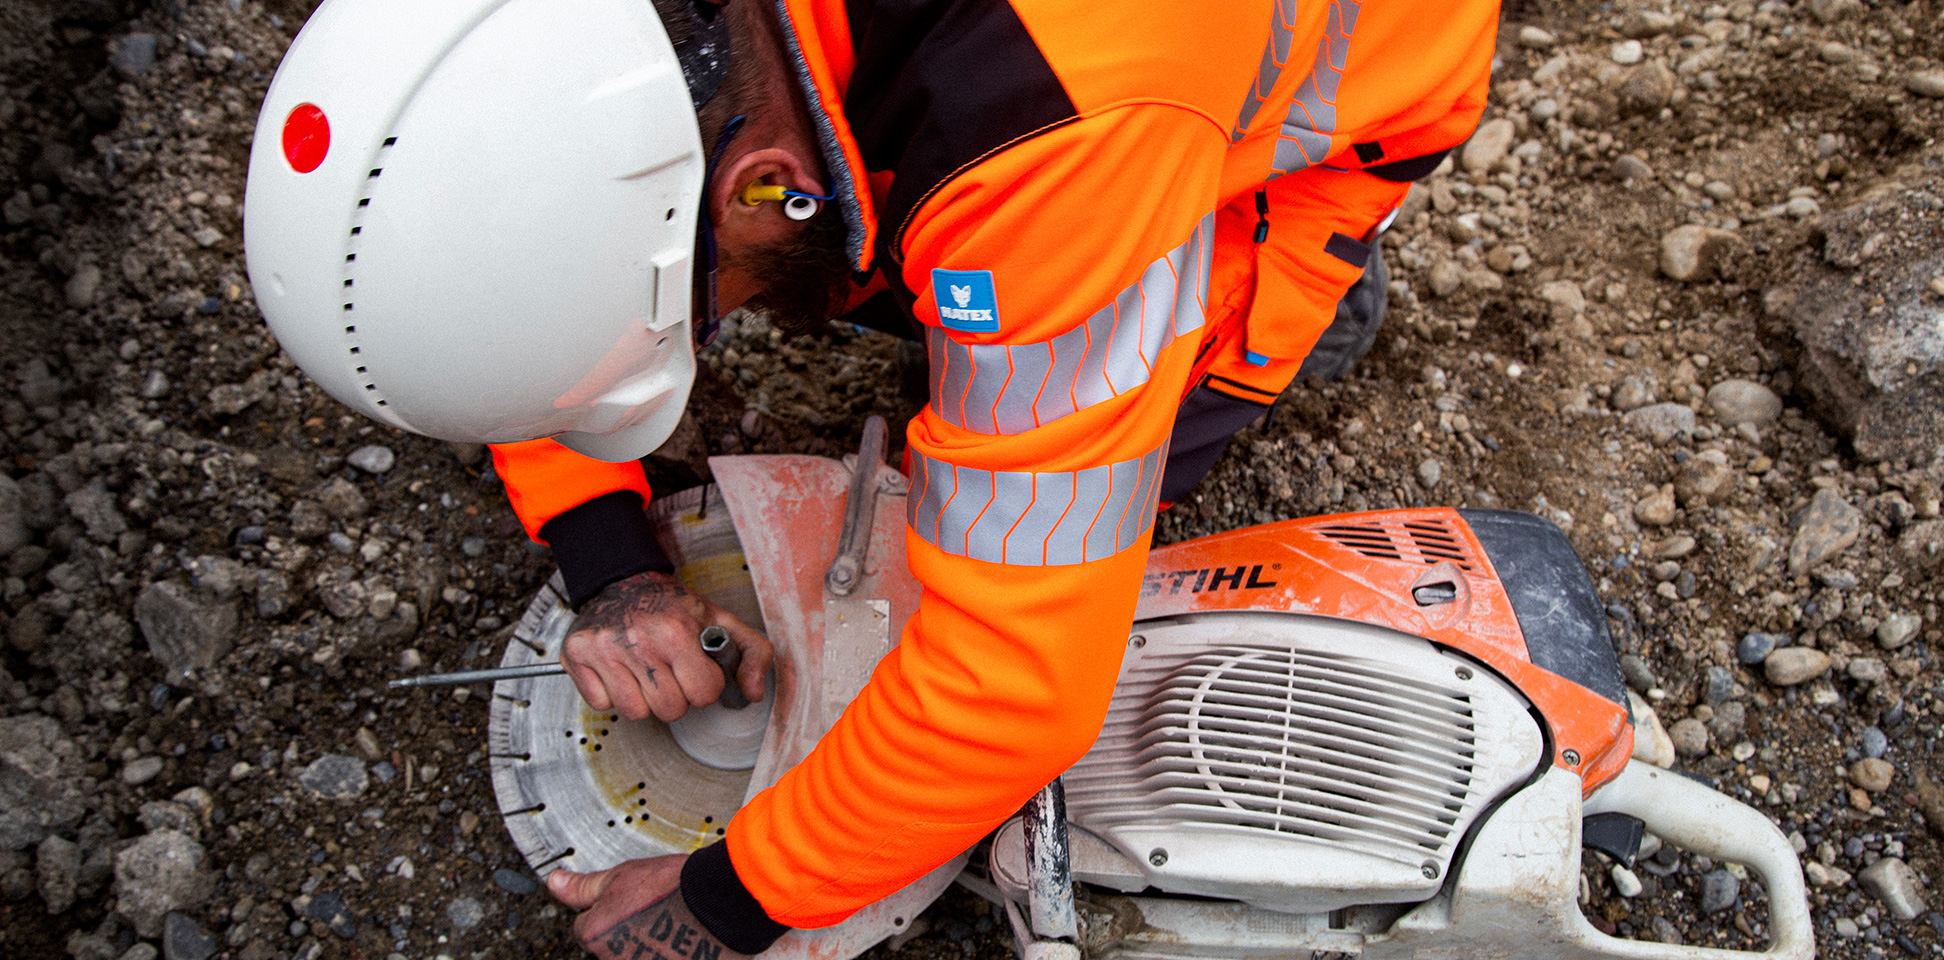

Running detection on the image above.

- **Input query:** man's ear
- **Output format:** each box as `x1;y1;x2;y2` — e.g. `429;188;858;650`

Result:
710;146;826;241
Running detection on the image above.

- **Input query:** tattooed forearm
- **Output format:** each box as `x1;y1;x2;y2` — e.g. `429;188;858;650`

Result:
593;896;735;960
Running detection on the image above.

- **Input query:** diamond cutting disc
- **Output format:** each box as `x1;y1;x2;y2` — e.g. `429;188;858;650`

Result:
489;485;770;875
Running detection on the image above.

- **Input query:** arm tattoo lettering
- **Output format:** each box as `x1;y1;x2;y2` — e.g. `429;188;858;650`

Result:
597;899;731;960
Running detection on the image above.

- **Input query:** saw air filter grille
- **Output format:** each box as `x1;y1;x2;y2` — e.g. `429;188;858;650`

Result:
1065;614;1543;912
1088;647;1474;862
1313;517;1478;571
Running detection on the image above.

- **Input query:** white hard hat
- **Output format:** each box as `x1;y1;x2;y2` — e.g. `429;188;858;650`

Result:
244;0;717;462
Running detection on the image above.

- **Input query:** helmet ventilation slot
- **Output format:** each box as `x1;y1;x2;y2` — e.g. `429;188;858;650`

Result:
339;135;398;409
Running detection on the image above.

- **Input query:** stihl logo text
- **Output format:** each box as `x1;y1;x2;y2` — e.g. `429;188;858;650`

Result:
1141;565;1279;597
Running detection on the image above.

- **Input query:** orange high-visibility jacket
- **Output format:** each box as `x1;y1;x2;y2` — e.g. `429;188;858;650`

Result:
495;0;1498;945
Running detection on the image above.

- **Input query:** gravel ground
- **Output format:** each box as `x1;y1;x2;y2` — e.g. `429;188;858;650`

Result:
1;0;1942;958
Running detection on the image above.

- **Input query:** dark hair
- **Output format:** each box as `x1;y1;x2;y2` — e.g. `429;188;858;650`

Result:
652;0;770;154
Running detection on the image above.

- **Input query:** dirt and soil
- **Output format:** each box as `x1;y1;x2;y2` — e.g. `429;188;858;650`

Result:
1;0;1942;958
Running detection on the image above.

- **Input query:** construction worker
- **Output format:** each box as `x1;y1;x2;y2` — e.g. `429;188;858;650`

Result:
244;0;1499;956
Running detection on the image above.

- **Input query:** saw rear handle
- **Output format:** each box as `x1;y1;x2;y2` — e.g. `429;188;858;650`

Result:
1577;760;1814;960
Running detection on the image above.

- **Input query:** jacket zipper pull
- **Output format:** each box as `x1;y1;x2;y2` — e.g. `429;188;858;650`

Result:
1252;189;1270;244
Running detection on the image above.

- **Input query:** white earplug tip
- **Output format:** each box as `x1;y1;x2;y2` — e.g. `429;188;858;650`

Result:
783;196;819;221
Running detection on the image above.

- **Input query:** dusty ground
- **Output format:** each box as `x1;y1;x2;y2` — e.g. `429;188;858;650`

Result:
1;0;1942;958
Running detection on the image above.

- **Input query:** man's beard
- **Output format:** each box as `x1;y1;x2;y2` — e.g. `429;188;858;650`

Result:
724;205;853;337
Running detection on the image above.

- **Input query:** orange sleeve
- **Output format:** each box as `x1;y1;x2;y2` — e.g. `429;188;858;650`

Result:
490;438;654;542
726;100;1232;928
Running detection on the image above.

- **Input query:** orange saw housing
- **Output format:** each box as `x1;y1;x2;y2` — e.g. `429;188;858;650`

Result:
1133;507;1635;796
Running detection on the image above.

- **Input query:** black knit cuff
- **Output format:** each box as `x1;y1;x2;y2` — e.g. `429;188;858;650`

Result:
538;490;675;610
681;841;791;954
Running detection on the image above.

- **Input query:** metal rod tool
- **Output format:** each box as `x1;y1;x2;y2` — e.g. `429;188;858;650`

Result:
388;662;566;688
390;626;745;694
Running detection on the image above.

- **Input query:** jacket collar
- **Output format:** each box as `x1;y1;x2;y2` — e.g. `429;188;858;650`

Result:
772;0;876;274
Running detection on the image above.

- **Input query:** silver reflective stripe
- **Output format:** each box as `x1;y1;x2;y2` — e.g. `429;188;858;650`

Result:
907;442;1167;566
1232;0;1299;142
1271;0;1365;176
930;215;1214;435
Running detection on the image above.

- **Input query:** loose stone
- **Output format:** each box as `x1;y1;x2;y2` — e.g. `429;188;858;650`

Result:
1700;869;1739;913
1789;488;1862;575
1849;757;1894;793
1660;225;1739;282
1611;864;1643;897
1877;612;1922;650
1669;718;1710;757
346;445;396;475
1858;857;1926;919
1764;647;1831;686
1737;632;1781;664
447;896;485;931
298;755;369;799
1705;380;1782;427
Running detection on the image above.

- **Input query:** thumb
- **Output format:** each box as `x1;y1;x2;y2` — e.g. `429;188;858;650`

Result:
547;867;611;910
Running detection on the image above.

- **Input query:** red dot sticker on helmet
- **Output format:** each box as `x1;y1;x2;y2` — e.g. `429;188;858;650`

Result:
282;103;329;174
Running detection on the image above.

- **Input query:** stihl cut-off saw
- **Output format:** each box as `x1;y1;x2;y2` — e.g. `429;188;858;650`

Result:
484;419;1813;960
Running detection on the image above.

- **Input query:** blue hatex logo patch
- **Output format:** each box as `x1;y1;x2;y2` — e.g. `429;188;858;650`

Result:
931;269;1000;333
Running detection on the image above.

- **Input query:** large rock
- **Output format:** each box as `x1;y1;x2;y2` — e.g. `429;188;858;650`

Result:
1788;488;1862;575
36;834;78;914
114;830;213;938
0;472;28;557
0;714;88;850
134;581;237;685
1762;175;1944;464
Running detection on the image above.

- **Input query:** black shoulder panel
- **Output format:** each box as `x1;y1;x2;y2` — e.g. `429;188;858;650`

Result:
843;0;1078;263
1456;509;1628;709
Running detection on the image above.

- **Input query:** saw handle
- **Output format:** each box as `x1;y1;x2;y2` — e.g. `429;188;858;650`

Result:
1579;760;1814;960
825;415;888;596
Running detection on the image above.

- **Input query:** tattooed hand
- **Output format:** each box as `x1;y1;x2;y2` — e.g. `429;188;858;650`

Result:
549;856;751;960
562;572;772;722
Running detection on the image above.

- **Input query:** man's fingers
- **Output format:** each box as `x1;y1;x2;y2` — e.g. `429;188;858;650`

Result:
726;622;773;703
564;855;688;944
546;867;609;910
563;656;614;713
635;659;691;722
668;643;727;709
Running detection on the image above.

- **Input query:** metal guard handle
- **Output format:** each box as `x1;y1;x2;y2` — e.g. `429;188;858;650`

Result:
1577;760;1814;960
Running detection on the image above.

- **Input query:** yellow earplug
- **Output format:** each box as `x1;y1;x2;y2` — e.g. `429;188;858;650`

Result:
739;184;789;206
